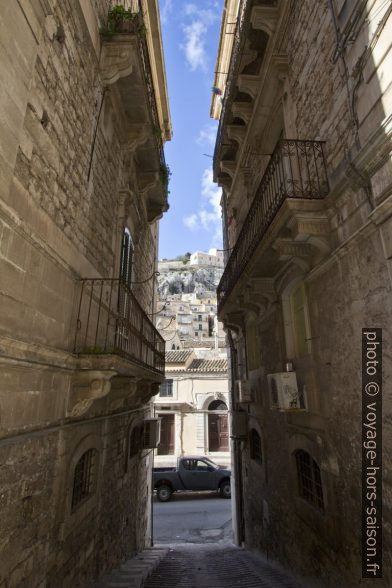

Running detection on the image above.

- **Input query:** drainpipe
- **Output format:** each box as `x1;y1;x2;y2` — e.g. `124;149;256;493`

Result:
227;329;245;546
150;403;156;547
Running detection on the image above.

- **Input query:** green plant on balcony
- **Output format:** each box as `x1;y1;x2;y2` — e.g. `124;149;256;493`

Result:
159;163;171;197
152;124;163;140
101;4;146;36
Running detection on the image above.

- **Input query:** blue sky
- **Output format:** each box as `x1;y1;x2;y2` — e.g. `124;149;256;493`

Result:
158;0;223;260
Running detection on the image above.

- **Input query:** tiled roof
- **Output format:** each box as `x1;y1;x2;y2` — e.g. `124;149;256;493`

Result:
165;350;193;363
187;359;228;372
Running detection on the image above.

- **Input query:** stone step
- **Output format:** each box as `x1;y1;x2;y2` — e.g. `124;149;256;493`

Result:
92;547;169;588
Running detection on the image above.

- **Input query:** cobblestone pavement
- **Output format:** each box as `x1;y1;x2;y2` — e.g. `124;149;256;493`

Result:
143;543;305;588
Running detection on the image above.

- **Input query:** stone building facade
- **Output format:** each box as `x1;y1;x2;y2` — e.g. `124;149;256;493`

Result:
212;0;391;586
0;0;170;586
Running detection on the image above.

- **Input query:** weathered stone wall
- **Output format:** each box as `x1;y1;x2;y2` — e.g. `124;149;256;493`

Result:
226;0;392;586
0;408;152;587
0;0;166;585
242;227;392;585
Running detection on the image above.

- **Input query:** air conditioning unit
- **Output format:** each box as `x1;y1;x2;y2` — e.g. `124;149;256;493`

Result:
142;418;161;449
267;372;306;411
231;411;248;438
236;380;252;403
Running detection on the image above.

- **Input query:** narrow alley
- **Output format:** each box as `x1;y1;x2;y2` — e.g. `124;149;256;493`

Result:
0;0;391;586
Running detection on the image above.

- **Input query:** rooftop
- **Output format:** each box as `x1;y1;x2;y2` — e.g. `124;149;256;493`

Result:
165;350;194;364
187;359;228;373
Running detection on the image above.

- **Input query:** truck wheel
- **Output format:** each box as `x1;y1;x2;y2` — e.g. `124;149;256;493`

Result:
219;480;231;499
157;484;172;502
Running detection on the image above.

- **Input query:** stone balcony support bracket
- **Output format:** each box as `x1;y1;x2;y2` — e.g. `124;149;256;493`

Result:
250;6;279;36
220;160;237;179
68;370;117;417
238;74;262;100
99;36;139;86
231;102;254;125
227;125;247;147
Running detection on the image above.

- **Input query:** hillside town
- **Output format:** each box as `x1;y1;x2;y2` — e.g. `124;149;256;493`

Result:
154;250;230;469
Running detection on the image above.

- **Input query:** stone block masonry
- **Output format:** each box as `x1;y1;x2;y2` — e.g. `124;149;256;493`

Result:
0;0;171;586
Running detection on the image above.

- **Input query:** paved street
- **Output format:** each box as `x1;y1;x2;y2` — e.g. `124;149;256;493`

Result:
153;493;232;544
144;544;304;588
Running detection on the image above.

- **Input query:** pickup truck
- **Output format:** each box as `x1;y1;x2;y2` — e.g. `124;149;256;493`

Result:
153;456;231;502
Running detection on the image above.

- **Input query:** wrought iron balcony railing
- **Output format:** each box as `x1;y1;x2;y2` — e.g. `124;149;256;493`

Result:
74;278;165;375
214;0;251;170
217;139;329;312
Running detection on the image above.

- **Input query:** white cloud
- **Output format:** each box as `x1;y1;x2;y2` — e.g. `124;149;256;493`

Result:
184;4;218;25
180;2;219;72
160;0;173;24
184;213;198;230
197;123;217;147
183;168;222;247
181;20;208;71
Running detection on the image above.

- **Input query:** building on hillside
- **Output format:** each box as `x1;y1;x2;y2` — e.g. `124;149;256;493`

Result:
161;329;182;351
156;294;225;344
154;351;230;467
212;0;392;585
190;249;225;267
0;1;170;585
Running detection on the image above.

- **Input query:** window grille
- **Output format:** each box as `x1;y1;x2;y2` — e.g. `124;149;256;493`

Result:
71;449;97;510
296;450;324;510
249;429;262;463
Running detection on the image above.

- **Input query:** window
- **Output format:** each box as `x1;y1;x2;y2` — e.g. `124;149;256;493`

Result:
290;283;308;356
246;323;260;371
249;429;262;463
119;227;133;286
208;400;227;411
295;450;324;510
195;332;198;336
198;314;202;321
71;449;97;510
183;459;210;471
199;324;202;330
159;379;173;397
157;414;175;455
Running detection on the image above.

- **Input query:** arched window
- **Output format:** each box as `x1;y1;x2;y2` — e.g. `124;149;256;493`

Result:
71;449;97;510
249;429;262;463
295;450;324;510
208;399;227;411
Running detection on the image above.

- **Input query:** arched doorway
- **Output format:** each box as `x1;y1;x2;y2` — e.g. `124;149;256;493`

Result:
208;399;229;452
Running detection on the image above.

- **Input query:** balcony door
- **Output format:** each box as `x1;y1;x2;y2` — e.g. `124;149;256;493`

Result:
208;400;229;452
117;227;134;353
157;414;175;455
119;227;134;287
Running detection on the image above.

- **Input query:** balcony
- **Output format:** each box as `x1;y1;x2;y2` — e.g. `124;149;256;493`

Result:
100;1;170;221
217;139;329;313
74;278;165;376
